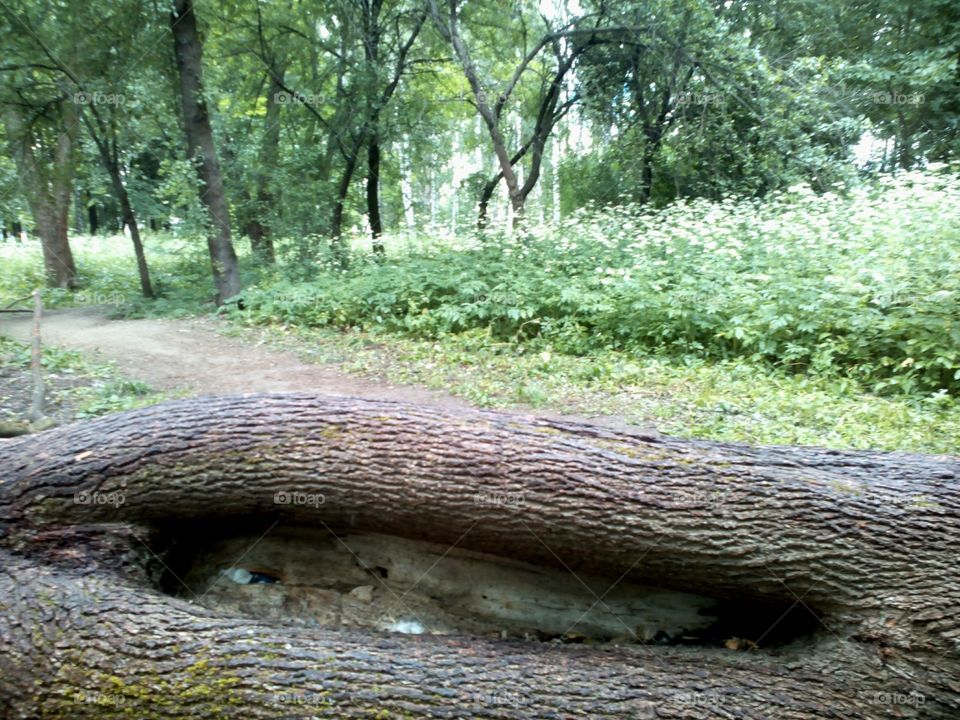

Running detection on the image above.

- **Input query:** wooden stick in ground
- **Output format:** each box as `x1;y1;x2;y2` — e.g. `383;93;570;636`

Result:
28;289;44;423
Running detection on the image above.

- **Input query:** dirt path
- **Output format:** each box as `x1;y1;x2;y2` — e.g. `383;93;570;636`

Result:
0;306;472;410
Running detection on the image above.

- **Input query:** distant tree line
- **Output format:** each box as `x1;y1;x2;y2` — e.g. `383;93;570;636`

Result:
1;0;957;300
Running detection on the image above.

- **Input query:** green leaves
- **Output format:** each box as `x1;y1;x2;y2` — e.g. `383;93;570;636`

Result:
233;169;960;396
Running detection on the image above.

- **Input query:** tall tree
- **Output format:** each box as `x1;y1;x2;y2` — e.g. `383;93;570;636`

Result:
80;102;154;298
171;0;240;304
2;101;78;288
0;2;81;288
11;0;161;298
359;0;426;251
241;0;425;253
428;0;600;224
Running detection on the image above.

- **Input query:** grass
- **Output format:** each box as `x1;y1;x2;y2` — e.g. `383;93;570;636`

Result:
0;336;168;427
221;323;960;454
1;172;958;454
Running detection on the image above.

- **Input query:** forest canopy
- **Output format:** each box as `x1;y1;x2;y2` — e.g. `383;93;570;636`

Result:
0;0;958;398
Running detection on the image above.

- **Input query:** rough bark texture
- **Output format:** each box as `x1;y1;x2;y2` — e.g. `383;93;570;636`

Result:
88;121;152;297
171;0;241;304
0;393;958;719
2;104;79;289
242;57;284;265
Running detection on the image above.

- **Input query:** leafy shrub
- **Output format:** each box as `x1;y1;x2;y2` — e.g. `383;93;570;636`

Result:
236;169;960;396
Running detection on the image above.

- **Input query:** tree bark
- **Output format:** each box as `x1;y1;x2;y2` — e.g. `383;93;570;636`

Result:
171;0;241;304
0;393;958;718
242;24;285;266
2;104;79;289
367;136;384;251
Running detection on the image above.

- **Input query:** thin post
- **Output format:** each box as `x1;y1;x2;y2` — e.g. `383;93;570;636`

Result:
29;289;44;423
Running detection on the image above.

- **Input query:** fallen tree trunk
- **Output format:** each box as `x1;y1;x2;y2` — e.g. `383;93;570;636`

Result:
0;393;957;719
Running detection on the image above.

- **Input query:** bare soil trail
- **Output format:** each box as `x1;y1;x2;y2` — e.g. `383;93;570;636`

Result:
0;306;472;409
0;306;661;433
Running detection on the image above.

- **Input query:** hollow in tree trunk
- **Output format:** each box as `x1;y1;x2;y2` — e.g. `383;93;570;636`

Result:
0;393;957;718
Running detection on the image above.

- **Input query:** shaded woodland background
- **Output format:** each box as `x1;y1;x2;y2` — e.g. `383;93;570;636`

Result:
1;0;958;433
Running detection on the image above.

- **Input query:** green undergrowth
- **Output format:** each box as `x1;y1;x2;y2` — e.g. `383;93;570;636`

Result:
231;171;960;398
1;171;957;453
221;323;960;455
0;337;168;426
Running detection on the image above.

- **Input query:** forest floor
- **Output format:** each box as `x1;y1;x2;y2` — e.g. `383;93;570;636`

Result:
2;305;957;452
0;306;468;402
0;306;635;431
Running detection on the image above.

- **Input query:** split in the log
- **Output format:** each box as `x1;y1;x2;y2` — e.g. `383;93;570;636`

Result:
161;525;823;648
0;392;957;719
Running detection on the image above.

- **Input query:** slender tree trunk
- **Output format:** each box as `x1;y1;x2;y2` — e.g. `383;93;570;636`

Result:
84;109;154;299
477;175;499;229
87;205;99;235
639;141;657;204
362;0;386;254
429;2;524;218
489;127;524;218
171;0;241;304
111;173;153;298
431;2;578;227
0;394;958;718
331;155;357;240
330;133;365;263
243;67;285;264
367;136;384;252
